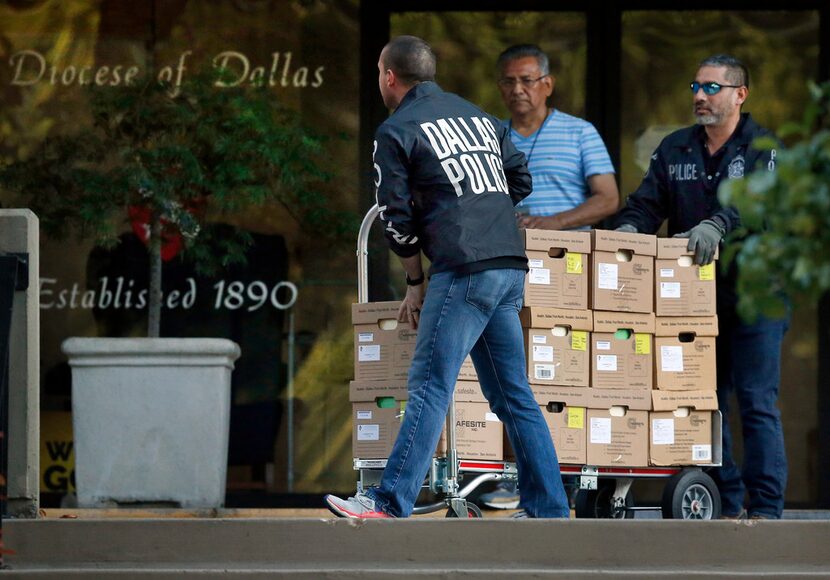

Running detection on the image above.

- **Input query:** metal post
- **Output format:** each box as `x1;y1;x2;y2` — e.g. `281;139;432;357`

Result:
286;310;295;493
0;254;23;566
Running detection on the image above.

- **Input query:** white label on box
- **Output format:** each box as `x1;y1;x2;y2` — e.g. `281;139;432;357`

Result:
660;346;684;372
596;340;611;351
596;354;618;372
358;332;374;343
529;268;550;285
529;259;544;268
597;263;618;290
692;445;712;461
534;364;555;380
357;424;379;441
652;419;675;445
660;268;675;278
356;410;373;420
358;344;381;362
660;282;681;299
590;417;612;444
485;412;501;422
533;345;554;362
532;334;547;344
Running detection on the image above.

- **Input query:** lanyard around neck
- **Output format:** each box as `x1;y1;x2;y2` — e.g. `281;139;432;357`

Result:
510;109;554;165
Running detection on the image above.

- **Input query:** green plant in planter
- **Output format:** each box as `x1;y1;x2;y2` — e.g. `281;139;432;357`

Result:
0;69;355;336
719;80;830;321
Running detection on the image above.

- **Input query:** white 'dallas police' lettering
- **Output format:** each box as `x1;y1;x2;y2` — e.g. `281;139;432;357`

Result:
727;154;745;179
768;149;776;172
385;222;418;246
668;162;699;181
372;140;382;188
421;117;507;197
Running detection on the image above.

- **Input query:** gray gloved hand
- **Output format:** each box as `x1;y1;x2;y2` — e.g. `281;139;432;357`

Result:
672;219;725;265
615;224;638;233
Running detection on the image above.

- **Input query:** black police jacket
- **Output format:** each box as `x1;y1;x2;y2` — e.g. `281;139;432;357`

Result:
373;82;532;275
615;113;776;307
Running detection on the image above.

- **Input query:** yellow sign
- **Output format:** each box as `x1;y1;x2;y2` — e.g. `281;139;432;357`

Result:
567;407;585;429
40;411;75;493
635;333;651;355
571;331;588;351
566;252;583;274
699;263;714;281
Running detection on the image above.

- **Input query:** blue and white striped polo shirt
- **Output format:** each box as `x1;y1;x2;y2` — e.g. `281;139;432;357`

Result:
506;110;615;224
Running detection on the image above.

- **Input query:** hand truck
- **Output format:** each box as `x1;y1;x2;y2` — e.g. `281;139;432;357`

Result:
355;204;724;519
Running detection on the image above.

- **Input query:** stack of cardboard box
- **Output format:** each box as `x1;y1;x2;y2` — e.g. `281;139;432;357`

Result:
649;238;719;467
511;230;718;468
350;302;503;461
350;230;719;469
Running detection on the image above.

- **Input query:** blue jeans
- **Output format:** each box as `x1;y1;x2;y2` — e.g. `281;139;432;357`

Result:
365;268;570;518
711;310;789;518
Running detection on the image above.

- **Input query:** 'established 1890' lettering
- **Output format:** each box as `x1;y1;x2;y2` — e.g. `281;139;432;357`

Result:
420;117;508;197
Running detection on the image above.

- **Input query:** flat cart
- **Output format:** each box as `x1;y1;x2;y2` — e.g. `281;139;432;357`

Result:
355;204;723;519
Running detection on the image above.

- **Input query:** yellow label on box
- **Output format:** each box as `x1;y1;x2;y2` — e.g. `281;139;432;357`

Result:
699;263;714;281
566;252;583;274
571;331;587;351
634;333;651;355
567;407;585;429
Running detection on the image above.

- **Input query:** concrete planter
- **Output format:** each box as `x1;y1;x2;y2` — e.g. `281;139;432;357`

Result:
62;337;241;508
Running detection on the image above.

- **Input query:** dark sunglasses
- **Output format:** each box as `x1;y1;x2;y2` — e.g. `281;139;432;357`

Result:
690;81;743;95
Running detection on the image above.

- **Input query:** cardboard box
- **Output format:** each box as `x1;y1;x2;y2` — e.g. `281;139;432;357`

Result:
451;401;503;460
504;387;588;464
453;380;502;460
520;307;593;387
589;387;653;411
454;379;486;402
531;385;593;408
591;312;655;390
654;317;718;391
650;391;719;466
352;301;417;381
523;229;591;310
586;407;649;467
350;379;409;459
459;356;478;381
655;239;718;316
350;379;502;460
591;230;656;313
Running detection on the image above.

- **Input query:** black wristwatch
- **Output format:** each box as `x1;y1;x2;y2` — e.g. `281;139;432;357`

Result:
406;273;425;286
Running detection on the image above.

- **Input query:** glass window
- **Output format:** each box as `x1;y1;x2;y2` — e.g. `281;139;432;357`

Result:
392;12;587;119
1;0;362;499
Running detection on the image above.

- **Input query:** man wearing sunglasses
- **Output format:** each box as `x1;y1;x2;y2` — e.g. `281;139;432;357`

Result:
615;55;788;520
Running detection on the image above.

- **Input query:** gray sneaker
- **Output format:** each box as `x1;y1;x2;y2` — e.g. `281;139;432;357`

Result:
510;509;529;519
325;492;392;519
479;482;520;510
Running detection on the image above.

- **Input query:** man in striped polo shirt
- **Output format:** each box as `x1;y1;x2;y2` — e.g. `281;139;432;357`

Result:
497;44;619;231
478;44;620;511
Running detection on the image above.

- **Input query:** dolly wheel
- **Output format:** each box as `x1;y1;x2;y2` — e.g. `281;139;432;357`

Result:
445;502;482;518
662;468;721;520
575;480;634;519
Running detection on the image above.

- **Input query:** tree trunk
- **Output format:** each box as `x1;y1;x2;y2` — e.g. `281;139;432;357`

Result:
147;216;163;338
